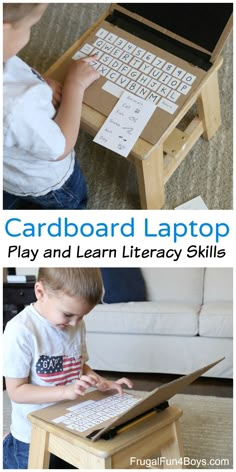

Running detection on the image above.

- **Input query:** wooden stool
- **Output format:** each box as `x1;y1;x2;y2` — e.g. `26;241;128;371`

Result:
45;11;223;210
28;405;184;469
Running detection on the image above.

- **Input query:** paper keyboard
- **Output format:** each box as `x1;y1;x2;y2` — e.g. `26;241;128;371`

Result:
73;27;197;115
52;392;140;433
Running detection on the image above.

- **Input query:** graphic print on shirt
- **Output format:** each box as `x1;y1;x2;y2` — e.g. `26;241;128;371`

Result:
36;355;82;385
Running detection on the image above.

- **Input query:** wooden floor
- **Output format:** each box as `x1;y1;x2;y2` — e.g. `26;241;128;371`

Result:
97;371;233;398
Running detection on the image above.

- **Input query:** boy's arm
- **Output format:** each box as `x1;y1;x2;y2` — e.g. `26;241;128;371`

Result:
44;78;62;109
83;364;133;395
53;56;100;161
5;375;98;404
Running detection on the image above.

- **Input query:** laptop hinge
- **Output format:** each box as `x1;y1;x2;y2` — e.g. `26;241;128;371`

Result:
86;400;170;441
106;9;212;71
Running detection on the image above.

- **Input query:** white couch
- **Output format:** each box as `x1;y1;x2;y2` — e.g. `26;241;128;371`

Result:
85;268;233;378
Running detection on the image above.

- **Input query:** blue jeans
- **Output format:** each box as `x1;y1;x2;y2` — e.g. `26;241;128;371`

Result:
3;433;76;469
3;160;87;210
3;433;29;469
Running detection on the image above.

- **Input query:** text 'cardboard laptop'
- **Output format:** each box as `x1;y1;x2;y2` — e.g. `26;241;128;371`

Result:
30;358;224;442
76;3;233;145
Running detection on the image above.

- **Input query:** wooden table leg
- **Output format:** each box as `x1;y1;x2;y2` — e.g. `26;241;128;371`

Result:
134;143;164;209
160;420;184;469
197;70;221;141
28;425;50;469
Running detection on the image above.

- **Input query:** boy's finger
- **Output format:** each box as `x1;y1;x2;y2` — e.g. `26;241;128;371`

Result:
75;386;85;395
79;375;97;385
112;383;123;395
116;377;133;388
80;54;98;63
75;380;92;390
96;380;108;390
87;374;99;384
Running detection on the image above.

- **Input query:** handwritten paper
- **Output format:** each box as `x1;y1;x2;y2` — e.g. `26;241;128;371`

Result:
93;91;156;157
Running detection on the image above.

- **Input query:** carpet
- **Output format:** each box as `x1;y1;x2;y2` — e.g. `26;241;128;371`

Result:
18;3;233;210
3;391;232;469
170;394;233;469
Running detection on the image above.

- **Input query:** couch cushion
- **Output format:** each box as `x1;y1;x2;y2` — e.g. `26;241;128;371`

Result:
203;268;233;302
86;302;200;336
101;268;146;303
141;268;204;304
199;302;233;338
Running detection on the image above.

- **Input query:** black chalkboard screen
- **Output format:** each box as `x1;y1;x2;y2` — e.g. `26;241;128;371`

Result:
119;3;233;53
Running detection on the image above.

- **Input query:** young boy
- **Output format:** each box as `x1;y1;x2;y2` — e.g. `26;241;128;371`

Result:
3;268;133;469
3;4;100;209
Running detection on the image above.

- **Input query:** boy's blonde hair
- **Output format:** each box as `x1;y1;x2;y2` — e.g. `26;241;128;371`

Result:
37;268;103;306
3;3;40;23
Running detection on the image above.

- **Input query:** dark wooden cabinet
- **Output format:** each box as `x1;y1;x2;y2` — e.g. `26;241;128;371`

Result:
3;282;35;329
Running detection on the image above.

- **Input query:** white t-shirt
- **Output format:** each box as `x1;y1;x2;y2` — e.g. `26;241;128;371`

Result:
3;304;89;443
3;56;74;196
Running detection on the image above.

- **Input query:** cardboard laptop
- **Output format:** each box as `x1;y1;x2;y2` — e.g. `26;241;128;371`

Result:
76;3;233;145
30;357;224;442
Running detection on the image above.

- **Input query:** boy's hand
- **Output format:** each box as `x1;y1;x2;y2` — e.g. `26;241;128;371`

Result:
44;78;63;108
96;377;133;395
64;374;97;400
52;56;100;160
65;55;100;92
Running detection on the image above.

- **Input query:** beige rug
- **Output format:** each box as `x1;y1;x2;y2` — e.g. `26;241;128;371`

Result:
3;391;232;469
170;394;233;469
18;3;233;210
